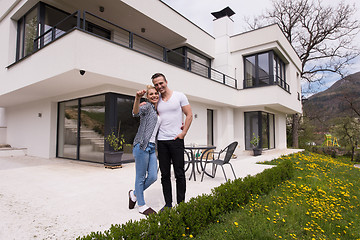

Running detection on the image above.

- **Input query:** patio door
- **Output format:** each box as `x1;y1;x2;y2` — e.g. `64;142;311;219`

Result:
245;111;275;150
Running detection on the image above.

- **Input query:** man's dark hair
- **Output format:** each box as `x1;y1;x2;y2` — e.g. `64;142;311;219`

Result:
151;73;167;81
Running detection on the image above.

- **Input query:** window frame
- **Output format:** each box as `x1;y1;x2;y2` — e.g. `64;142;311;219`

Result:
244;111;275;150
243;50;287;90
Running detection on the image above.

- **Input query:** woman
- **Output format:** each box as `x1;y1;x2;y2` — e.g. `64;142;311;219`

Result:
128;85;160;215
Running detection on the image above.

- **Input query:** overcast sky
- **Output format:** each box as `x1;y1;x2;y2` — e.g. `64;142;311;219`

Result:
161;0;360;95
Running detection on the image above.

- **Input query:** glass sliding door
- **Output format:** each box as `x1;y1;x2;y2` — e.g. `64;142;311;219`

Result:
57;93;140;163
115;96;139;162
57;100;79;159
245;112;260;149
262;112;269;149
245;111;275;150
79;95;105;163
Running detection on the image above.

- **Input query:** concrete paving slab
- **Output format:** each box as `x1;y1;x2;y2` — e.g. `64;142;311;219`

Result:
0;149;302;239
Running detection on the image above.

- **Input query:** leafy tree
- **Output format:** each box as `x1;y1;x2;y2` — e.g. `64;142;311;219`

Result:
246;0;360;147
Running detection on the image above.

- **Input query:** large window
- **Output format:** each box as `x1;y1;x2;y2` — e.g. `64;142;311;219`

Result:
16;3;110;61
245;111;275;150
17;6;38;59
57;93;139;163
244;51;288;91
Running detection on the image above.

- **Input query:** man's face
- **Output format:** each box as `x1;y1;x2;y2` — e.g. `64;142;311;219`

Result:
152;76;167;94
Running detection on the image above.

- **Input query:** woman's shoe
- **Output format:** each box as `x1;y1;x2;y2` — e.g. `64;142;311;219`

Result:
128;190;136;209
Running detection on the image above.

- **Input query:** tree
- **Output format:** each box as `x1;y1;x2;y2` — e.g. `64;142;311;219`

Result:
331;117;360;161
246;0;360;147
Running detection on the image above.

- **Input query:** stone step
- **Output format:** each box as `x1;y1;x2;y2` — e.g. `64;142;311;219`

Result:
0;148;27;157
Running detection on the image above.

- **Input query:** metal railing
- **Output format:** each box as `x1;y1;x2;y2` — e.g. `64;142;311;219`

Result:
34;10;80;51
31;10;238;89
244;76;290;93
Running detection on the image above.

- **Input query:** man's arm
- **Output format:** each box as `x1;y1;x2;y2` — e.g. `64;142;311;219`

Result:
175;104;193;140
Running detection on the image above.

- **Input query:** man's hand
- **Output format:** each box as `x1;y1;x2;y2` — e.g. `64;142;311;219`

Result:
174;132;186;140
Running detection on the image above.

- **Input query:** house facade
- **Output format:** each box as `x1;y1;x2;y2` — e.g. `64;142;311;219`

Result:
0;0;302;163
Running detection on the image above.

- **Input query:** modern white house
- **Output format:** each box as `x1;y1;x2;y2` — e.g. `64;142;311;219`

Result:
0;0;302;164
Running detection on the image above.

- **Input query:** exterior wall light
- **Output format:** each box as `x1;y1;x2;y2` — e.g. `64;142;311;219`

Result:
80;70;85;75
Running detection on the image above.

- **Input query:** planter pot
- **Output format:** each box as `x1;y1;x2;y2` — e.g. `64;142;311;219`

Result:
253;148;262;156
104;151;123;168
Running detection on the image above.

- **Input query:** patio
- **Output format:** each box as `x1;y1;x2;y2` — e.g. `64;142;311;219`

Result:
0;148;302;239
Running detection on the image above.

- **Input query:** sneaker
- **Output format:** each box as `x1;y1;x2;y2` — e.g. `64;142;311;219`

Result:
160;205;172;212
140;207;156;216
128;190;136;209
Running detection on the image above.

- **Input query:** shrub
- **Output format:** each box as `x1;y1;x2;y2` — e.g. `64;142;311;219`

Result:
77;160;294;240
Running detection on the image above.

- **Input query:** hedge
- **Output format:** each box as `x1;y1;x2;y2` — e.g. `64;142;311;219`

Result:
77;160;294;240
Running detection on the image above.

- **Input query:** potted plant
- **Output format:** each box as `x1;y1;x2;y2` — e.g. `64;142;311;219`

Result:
250;133;262;156
104;130;125;168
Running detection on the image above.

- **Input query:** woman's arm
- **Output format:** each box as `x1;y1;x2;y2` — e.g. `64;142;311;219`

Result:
133;89;146;115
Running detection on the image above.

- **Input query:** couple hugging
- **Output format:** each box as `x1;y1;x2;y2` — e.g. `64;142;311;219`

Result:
128;73;193;215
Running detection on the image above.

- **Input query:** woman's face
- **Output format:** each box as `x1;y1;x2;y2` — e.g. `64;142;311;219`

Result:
147;88;159;104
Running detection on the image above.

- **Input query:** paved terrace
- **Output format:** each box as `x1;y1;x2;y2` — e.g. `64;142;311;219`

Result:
0;149;302;239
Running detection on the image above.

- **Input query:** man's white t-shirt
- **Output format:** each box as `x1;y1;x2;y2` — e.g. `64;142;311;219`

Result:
157;91;189;140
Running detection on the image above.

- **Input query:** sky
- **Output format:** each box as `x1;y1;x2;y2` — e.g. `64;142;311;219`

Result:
161;0;360;96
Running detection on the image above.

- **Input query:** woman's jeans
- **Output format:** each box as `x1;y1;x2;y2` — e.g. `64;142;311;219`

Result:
133;142;158;206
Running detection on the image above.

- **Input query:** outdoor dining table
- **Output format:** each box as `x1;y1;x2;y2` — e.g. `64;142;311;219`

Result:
184;145;216;181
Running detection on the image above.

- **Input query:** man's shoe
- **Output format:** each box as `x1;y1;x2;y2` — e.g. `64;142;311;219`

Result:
160;205;172;212
128;190;136;209
140;207;156;216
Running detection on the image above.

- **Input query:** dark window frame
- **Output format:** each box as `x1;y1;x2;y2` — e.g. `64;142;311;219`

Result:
16;2;111;61
243;50;287;91
244;111;275;150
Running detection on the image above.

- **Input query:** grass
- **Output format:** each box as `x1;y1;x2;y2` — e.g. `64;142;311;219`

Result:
193;152;360;240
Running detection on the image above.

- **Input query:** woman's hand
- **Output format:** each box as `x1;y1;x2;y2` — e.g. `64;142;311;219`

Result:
136;90;146;99
133;89;146;114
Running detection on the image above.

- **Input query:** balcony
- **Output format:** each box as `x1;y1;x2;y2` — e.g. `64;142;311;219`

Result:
24;10;237;89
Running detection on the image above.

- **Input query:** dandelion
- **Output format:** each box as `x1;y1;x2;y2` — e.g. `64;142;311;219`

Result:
189;234;193;238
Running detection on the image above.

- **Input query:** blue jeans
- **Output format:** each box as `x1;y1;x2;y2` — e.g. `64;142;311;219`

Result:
133;142;158;206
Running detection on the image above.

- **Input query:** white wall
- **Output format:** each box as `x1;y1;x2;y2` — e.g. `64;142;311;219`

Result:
6;100;57;158
276;113;287;149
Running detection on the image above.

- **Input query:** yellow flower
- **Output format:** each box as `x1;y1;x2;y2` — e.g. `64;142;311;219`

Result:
182;234;185;237
190;235;193;238
234;222;238;226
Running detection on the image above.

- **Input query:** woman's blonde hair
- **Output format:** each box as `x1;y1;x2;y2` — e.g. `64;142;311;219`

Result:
146;85;156;95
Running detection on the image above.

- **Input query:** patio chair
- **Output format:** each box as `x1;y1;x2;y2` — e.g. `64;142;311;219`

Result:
201;141;238;182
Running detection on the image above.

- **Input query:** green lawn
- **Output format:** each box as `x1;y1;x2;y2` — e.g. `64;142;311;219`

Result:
194;152;360;240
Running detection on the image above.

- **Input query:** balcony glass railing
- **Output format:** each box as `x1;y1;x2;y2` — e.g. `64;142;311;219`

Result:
32;10;237;89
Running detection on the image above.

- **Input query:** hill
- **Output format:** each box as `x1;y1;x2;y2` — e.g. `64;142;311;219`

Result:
302;71;360;131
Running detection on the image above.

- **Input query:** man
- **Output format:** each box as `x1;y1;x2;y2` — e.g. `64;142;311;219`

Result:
151;73;193;211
